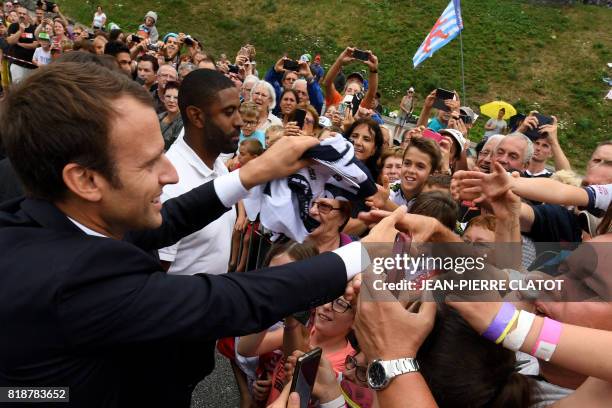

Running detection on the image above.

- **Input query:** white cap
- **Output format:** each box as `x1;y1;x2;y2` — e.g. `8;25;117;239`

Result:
440;128;467;158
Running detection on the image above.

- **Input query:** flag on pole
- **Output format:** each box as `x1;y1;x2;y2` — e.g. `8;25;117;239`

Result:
413;0;464;68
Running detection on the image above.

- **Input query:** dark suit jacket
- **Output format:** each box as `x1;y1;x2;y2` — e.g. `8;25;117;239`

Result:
0;180;348;407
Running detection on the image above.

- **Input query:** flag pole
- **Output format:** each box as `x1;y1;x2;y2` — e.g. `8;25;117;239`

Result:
459;30;466;105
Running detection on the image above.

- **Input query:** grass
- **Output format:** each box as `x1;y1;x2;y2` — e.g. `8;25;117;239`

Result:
61;0;611;167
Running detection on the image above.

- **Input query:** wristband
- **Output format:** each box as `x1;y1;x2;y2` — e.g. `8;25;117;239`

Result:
503;310;536;351
495;309;519;344
481;302;516;343
369;69;378;74
503;310;535;351
532;317;562;362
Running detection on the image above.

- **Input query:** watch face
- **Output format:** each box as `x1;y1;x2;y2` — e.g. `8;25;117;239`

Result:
367;361;387;389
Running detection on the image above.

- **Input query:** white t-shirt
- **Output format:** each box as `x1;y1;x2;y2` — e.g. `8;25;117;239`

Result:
32;47;51;66
92;12;106;28
158;132;237;275
484;118;507;137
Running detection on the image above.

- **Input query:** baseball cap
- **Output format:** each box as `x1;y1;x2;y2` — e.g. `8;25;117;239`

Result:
459;106;478;123
38;32;50;41
346;71;365;85
440;128;467;158
319;116;332;128
299;54;312;63
408;87;415;93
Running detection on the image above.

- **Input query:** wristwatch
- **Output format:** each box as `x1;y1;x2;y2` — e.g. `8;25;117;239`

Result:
366;358;420;390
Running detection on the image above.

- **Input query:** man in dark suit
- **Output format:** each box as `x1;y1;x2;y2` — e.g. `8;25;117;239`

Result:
0;63;393;407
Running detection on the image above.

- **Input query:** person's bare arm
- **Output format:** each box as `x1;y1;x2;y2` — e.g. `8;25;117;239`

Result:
238;328;283;357
360;51;379;109
7;26;23;45
416;90;436;128
542;116;571;171
321;47;353;99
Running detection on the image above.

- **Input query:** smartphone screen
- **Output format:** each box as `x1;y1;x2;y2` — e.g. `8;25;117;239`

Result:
290;348;322;408
294;109;307;129
283;59;299;72
352;49;370;61
433;88;455;112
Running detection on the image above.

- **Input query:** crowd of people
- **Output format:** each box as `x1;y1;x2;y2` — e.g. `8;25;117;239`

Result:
0;2;611;408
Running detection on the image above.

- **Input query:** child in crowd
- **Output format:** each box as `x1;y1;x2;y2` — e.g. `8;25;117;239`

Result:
264;125;284;148
240;101;266;147
137;10;159;43
238;139;264;167
32;32;52;66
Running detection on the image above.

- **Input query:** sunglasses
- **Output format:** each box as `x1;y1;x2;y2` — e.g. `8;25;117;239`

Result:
311;201;341;215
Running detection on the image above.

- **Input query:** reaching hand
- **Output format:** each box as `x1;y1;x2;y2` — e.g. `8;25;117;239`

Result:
354;280;436;361
453;161;517;204
365;176;391;210
517;115;539;134
339;47;355;65
423;90;437;109
358;210;445;243
540;115;558;142
363;51;379;72
283;122;301;137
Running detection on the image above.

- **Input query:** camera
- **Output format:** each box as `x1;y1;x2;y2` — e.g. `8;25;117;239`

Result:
228;64;240;74
147;44;160;52
131;34;142;43
184;36;194;46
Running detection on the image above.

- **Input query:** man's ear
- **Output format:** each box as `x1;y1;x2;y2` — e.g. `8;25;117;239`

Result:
62;163;105;202
186;105;205;129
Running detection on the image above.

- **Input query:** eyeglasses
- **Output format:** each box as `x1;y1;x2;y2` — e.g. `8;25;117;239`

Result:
345;355;367;382
311;201;341;215
243;120;258;127
331;297;352;313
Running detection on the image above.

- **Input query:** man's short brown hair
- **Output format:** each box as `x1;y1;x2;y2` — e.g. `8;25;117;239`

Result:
405;137;442;174
0;62;153;201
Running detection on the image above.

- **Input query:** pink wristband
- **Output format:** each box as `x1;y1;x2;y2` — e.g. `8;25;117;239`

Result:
531;317;562;362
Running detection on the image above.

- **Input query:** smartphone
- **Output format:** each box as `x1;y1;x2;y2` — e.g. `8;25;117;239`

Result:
352;49;370;61
290;347;322;408
184;36;194;46
131;34;142;43
422;129;444;144
350;95;362;116
294;109;307;129
283;59;300;72
228;64;240;74
524;113;553;140
433;88;456;112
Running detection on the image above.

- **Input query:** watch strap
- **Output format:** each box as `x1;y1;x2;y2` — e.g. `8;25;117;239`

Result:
387;357;420;377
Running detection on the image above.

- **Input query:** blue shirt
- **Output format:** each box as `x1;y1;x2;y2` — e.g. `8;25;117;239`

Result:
239;130;266;148
427;117;445;132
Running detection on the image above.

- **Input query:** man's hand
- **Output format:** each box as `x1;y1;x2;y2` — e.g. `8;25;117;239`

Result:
354;279;436;361
439;137;452;173
234;214;248;232
453;162;519;204
240;136;319;189
448;117;468;138
358;210;450;243
540;115;558;142
283;122;301;137
517;115;538;134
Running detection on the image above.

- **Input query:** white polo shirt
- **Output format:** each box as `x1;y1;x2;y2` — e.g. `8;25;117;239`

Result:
159;133;236;275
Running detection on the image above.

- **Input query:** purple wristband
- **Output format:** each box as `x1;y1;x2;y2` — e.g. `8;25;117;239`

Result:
481;303;516;342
